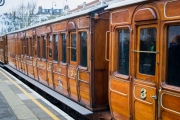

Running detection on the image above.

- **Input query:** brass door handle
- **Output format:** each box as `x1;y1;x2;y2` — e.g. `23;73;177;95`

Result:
150;95;157;100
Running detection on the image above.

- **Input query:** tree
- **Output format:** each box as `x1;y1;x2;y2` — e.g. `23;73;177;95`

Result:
9;0;38;29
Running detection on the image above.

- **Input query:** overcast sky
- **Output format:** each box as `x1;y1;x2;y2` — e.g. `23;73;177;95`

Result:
0;0;93;14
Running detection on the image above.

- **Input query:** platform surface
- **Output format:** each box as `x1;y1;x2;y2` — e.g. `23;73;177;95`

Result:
0;67;74;120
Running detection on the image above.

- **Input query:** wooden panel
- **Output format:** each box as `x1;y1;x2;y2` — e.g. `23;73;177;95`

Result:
162;92;180;114
33;59;38;80
38;61;48;85
79;71;89;83
135;101;154;120
48;71;53;89
68;68;76;79
69;78;78;101
111;10;129;24
134;8;157;21
133;83;156;120
162;111;180;120
26;30;33;37
53;64;66;75
165;1;180;17
52;22;67;32
109;78;130;119
26;59;34;78
36;26;46;36
79;82;90;105
110;79;129;94
54;73;69;96
78;17;89;28
47;62;53;88
45;27;51;34
67;22;76;30
134;84;155;103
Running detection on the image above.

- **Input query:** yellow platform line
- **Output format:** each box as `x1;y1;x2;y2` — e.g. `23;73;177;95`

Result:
0;70;60;120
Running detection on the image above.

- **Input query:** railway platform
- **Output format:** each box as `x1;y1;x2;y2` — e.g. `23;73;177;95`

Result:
0;67;74;120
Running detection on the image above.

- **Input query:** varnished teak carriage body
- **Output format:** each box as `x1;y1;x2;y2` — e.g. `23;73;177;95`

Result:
3;6;109;112
107;0;180;120
1;0;180;119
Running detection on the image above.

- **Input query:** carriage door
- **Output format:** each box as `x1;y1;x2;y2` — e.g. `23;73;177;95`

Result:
68;31;79;101
109;28;131;120
133;24;159;120
47;34;54;89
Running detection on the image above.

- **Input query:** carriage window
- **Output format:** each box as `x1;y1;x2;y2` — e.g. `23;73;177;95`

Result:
26;39;28;55
118;29;129;75
37;37;40;58
49;35;52;58
62;34;66;63
71;34;76;62
54;35;58;61
23;39;26;55
80;32;87;67
139;28;156;75
42;36;46;59
167;25;180;87
34;37;37;56
29;38;32;56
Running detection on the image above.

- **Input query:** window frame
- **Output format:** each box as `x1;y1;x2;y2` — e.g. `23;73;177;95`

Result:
60;32;67;64
113;26;130;79
42;35;47;60
69;32;77;66
78;30;88;68
163;23;180;88
47;34;53;61
135;24;159;82
33;36;37;57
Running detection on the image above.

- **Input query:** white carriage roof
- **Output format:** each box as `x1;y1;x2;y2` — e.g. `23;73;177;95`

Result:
105;0;148;10
7;4;108;35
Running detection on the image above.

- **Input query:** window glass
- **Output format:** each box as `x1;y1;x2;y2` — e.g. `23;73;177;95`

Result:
139;28;156;75
49;35;52;58
42;36;46;59
23;39;26;55
167;26;180;87
71;34;76;62
62;34;66;63
29;38;32;56
80;32;87;67
118;29;129;75
54;35;58;61
37;37;40;58
34;37;37;56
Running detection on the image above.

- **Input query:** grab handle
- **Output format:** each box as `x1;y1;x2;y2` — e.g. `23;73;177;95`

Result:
105;31;110;61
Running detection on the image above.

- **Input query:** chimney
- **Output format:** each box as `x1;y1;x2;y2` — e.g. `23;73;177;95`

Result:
83;2;86;8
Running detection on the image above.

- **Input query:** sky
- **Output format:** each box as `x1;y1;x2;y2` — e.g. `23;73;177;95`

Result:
0;0;93;14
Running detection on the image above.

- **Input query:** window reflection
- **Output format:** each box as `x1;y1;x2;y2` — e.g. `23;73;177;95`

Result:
29;38;32;56
37;37;40;58
43;36;46;59
139;28;156;75
54;35;58;61
167;26;180;87
80;32;87;67
49;35;52;58
62;34;66;63
71;34;76;62
34;37;37;56
118;29;129;75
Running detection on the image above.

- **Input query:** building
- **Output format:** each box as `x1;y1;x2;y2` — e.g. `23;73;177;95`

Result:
37;6;63;15
70;0;114;13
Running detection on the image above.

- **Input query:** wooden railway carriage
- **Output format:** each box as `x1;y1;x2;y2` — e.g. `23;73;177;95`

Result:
0;35;7;64
106;0;180;120
3;5;110;113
